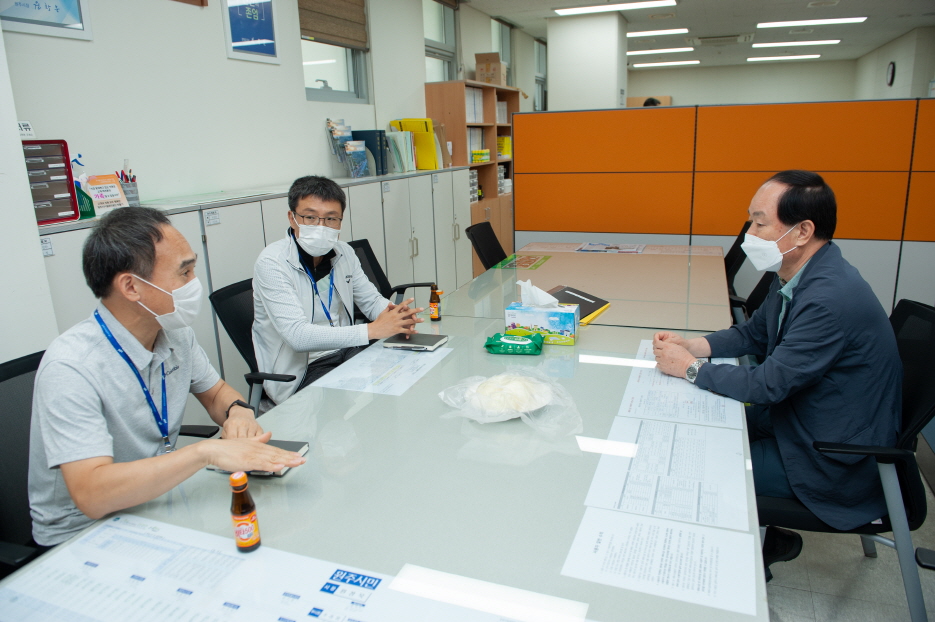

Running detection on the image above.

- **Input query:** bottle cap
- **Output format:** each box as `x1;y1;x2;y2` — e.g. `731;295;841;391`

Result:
230;471;248;487
438;291;443;295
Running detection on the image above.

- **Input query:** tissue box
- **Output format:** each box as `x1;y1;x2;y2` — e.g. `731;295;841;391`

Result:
505;302;580;345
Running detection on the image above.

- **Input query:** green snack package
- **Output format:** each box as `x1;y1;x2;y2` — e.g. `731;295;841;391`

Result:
484;332;544;355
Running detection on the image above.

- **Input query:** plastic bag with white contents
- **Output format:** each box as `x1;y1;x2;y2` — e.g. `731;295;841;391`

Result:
438;367;583;437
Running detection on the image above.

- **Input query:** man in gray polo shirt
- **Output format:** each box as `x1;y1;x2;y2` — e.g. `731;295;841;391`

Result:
29;207;306;546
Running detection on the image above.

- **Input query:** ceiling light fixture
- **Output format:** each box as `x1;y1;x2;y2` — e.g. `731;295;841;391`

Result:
747;54;821;61
627;47;693;55
302;59;337;65
632;59;700;67
757;17;866;28
555;1;676;17
752;40;840;47
627;28;688;37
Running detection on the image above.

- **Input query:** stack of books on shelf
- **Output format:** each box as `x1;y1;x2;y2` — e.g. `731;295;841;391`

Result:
468;127;484;162
469;169;479;203
496;101;508;124
327;119;372;178
351;130;389;176
465;87;485;123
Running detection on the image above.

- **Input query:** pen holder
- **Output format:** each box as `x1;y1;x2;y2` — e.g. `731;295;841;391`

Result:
120;181;140;207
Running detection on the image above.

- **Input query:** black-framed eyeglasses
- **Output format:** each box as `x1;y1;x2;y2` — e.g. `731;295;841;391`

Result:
293;213;343;227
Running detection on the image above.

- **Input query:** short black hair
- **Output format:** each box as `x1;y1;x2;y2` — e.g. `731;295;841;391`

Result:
767;170;837;241
643;97;661;106
288;175;346;212
82;207;171;299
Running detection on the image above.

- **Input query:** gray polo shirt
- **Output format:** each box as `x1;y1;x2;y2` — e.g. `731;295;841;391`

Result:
28;304;220;545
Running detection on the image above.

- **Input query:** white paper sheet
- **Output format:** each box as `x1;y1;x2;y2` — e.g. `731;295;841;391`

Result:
584;417;748;531
577;243;645;254
0;515;513;622
312;345;452;395
517;242;585;253
561;507;757;616
623;340;744;429
642;245;724;256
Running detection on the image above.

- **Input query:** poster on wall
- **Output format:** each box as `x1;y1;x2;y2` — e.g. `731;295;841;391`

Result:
223;0;279;63
0;0;92;39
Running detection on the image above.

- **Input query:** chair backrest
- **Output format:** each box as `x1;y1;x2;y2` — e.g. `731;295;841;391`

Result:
0;351;44;547
725;221;752;296
464;222;507;270
743;272;774;318
208;279;260;374
890;300;935;450
348;239;393;300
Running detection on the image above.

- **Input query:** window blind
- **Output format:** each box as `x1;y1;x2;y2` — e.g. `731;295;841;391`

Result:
298;0;368;51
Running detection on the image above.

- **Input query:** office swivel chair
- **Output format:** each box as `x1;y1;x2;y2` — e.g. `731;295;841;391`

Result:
464;222;507;270
347;239;435;306
725;220;752;297
209;279;296;411
757;299;935;622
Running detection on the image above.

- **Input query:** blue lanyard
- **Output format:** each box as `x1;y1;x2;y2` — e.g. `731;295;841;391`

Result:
94;310;172;453
303;265;336;327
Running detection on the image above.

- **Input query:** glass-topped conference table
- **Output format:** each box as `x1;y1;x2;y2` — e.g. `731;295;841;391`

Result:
444;245;732;332
121;316;766;621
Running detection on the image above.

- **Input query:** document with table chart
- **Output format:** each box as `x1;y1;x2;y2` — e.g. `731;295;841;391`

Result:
0;515;520;622
584;416;748;531
620;340;744;429
312;344;452;396
561;507;757;616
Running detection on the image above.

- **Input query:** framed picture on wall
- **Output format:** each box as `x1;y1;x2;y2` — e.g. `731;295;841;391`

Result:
0;0;93;40
222;0;280;65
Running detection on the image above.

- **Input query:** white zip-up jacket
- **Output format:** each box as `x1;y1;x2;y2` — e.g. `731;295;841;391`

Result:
252;232;389;404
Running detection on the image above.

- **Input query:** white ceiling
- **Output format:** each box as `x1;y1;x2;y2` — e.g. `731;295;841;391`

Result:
464;0;935;68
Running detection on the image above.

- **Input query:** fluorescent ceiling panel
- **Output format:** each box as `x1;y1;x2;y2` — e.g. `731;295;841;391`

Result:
555;1;676;17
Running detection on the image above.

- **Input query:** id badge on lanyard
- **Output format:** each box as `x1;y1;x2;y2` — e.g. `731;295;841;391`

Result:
94;310;173;454
304;265;336;327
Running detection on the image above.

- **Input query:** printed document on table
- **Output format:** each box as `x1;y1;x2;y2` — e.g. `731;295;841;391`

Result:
577;242;645;254
0;515;513;622
584;416;748;531
623;340;744;429
312;345;452;396
518;242;585;253
562;507;757;616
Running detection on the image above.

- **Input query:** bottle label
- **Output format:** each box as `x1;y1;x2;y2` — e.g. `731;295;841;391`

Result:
232;512;260;548
430;302;440;319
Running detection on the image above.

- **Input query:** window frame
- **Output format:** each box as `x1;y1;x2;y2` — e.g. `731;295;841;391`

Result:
534;39;547;111
424;0;457;82
491;19;514;86
303;41;370;105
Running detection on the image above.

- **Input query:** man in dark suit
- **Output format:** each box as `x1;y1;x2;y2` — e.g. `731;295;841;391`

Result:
653;170;902;580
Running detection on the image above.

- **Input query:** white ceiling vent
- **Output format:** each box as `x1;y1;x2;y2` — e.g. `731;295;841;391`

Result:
686;33;754;47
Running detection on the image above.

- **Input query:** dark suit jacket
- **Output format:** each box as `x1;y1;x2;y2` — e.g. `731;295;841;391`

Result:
696;242;901;530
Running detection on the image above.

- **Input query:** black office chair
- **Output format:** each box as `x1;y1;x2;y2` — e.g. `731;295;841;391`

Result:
347;239;435;306
464;222;507;270
757;299;935;621
725;220;752;297
209;279;296;410
0;351;44;578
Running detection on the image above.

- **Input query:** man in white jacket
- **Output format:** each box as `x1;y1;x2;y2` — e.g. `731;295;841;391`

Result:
253;176;423;404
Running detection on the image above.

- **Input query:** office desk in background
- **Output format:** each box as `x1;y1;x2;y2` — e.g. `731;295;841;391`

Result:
442;246;732;332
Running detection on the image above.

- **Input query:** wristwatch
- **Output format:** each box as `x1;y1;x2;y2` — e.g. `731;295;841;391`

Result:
686;359;704;384
226;399;256;419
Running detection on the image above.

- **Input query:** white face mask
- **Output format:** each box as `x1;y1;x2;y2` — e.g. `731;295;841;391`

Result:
292;213;340;256
134;275;203;331
740;223;801;272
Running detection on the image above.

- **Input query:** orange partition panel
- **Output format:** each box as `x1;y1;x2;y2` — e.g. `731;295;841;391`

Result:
692;171;908;240
904;172;935;241
514;173;692;234
696;101;917;172
913;100;935;171
513;108;696;174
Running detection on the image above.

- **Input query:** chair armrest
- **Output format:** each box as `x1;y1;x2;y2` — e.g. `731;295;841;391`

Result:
0;540;37;567
244;372;296;385
729;294;747;308
390;282;436;304
179;425;220;438
813;441;914;465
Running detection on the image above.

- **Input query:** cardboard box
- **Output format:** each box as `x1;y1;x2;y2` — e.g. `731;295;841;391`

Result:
505;302;580;345
475;52;508;86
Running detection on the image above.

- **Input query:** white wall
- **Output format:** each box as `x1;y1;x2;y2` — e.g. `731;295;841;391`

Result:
628;60;857;106
0;26;59;361
547;13;627;111
855;28;924;100
513;29;536;113
458;4;492;80
3;0;430;201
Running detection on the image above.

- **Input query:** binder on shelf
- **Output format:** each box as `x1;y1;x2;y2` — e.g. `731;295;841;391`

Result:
546;286;610;325
391;119;438;170
352;130;388;176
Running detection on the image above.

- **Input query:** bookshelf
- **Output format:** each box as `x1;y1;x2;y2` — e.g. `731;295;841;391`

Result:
426;80;520;275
